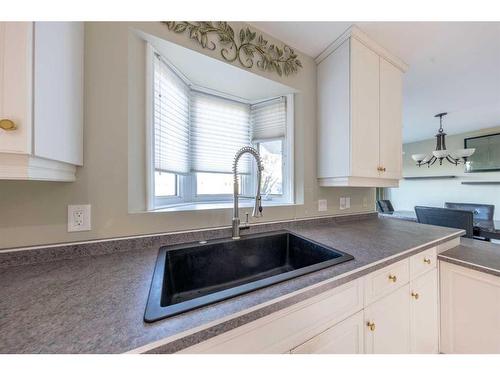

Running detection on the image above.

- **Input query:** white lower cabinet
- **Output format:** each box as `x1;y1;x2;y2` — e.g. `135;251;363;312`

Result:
291;311;364;354
364;284;411;353
440;261;500;353
180;279;364;354
410;269;438;353
179;244;447;354
363;265;438;354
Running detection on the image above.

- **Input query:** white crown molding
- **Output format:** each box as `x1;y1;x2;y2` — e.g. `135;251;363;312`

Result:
0;153;76;181
315;25;409;72
318;176;400;188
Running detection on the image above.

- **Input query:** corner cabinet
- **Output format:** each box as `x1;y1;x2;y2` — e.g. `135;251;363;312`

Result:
317;26;407;187
0;22;83;181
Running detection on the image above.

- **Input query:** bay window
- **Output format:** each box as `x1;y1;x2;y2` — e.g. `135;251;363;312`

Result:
148;47;294;210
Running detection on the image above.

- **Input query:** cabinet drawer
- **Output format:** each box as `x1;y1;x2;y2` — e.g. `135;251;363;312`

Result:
180;279;363;354
364;259;409;306
410;247;436;279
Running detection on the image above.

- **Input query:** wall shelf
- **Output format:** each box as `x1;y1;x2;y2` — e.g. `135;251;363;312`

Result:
461;181;500;185
403;175;457;180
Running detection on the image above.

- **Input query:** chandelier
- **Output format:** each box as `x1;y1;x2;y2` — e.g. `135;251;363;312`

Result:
411;112;475;167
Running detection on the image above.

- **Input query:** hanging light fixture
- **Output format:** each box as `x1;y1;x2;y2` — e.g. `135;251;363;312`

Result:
411;112;475;167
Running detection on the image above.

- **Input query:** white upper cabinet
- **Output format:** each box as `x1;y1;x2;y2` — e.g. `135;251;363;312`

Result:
379;57;403;180
317;26;408;187
0;22;32;154
350;38;380;180
0;22;83;181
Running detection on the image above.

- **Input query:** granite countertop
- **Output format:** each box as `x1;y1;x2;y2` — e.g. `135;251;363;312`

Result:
439;238;500;277
0;216;463;354
378;210;417;222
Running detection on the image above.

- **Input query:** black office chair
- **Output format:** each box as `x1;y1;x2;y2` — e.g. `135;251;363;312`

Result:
415;206;474;238
377;200;395;213
444;202;495;221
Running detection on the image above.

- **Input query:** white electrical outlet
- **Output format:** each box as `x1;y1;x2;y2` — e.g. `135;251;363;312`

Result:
340;197;346;210
68;204;91;232
345;197;351;209
318;199;327;212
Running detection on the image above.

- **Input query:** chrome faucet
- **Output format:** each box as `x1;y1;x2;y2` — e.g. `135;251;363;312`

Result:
232;146;264;239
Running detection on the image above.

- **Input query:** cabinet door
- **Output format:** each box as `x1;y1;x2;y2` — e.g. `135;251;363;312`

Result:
410;269;438;353
291;311;364;354
33;22;84;165
440;261;500;353
0;22;32;154
364;285;410;353
317;39;350;179
350;38;380;179
379;57;403;180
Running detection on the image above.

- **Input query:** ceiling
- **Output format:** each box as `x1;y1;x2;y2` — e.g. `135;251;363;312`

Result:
251;22;500;143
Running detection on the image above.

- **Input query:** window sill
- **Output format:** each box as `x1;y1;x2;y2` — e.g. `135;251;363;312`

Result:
150;200;295;213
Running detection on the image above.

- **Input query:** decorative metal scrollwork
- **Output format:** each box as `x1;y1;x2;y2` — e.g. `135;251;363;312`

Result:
163;21;303;77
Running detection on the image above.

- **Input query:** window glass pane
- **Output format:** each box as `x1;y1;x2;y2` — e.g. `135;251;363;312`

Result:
196;173;240;195
155;171;177;197
260;140;283;196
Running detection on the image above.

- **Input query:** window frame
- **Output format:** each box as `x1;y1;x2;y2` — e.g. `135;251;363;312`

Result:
250;93;294;205
146;44;294;210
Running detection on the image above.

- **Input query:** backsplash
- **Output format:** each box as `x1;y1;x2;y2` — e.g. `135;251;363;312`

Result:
0;212;377;268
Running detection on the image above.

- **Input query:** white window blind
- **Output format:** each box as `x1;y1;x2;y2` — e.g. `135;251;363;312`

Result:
190;91;251;174
250;97;287;141
153;54;190;174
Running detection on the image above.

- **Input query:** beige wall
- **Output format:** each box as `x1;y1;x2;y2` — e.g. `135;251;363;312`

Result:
0;22;375;250
387;126;500;220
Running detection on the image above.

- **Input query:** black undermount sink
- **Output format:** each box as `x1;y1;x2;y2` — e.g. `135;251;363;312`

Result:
144;231;354;322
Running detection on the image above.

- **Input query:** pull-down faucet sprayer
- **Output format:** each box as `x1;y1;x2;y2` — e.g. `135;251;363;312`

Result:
232;146;264;239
